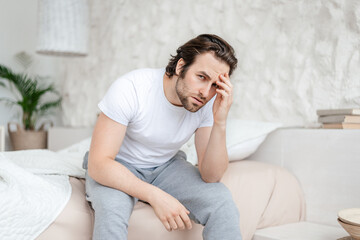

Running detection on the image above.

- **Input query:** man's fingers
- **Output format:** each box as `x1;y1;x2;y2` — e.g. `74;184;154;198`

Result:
180;211;192;230
169;218;178;230
175;215;185;230
163;220;172;232
219;73;233;87
216;80;232;94
216;88;230;98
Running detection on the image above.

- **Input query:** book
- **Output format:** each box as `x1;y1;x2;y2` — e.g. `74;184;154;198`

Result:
322;123;360;129
318;115;360;124
317;108;360;116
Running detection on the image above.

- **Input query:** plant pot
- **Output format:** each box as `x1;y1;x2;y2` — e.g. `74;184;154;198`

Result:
8;122;48;150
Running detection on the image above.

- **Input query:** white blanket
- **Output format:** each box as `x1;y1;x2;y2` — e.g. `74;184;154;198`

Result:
0;150;85;240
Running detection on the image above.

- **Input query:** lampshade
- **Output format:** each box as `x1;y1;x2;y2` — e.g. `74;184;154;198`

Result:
36;0;89;57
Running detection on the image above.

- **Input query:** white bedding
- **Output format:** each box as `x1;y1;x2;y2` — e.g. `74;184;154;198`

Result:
0;150;85;240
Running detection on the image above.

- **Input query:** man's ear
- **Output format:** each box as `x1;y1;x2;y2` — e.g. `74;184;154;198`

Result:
175;58;185;76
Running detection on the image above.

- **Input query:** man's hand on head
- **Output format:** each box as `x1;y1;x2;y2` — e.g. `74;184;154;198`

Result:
148;188;192;232
212;72;233;126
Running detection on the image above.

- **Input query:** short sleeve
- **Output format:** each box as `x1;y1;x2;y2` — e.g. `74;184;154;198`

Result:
98;77;138;126
198;96;215;128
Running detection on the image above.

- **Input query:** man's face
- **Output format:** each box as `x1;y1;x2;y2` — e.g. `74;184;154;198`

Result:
175;52;230;112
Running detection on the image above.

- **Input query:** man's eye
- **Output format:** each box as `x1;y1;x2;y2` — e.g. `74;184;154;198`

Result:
198;75;205;80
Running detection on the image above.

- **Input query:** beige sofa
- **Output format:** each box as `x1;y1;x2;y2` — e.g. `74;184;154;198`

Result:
37;159;304;240
41;127;360;240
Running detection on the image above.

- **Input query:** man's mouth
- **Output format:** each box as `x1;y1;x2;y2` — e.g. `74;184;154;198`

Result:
192;96;203;104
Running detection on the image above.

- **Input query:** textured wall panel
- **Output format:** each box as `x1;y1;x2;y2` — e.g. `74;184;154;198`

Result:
60;0;360;127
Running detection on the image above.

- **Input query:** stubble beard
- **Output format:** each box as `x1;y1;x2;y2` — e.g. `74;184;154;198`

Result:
175;76;204;113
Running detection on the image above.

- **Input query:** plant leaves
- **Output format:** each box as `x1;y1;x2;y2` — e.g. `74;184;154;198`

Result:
38;98;62;116
0;63;62;130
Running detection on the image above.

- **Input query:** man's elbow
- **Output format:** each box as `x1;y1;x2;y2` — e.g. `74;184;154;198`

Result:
87;162;97;180
201;175;222;183
88;155;114;183
87;158;103;182
199;166;226;183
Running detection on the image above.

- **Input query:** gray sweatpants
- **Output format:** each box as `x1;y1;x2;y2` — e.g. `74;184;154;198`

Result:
83;151;242;240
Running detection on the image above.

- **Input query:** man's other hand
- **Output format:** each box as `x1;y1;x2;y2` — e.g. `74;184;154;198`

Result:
149;188;192;231
212;72;233;126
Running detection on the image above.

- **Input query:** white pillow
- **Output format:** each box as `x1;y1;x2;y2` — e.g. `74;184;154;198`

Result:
180;119;282;165
57;137;92;159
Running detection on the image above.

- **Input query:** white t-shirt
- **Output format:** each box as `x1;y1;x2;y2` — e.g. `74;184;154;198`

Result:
98;68;214;168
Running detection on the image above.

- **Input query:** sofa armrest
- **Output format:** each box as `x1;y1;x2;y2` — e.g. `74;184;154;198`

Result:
221;160;305;240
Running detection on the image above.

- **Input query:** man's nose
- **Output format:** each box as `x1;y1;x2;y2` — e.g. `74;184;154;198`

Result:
199;82;213;99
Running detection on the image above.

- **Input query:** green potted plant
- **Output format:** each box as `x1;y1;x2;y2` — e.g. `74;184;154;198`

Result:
0;52;62;150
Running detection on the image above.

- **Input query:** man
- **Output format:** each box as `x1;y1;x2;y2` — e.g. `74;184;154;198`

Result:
83;34;242;240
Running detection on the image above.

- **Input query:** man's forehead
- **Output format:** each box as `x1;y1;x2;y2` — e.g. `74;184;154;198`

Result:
191;53;230;77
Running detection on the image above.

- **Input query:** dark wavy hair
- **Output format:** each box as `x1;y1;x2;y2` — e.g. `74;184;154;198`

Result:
165;34;237;78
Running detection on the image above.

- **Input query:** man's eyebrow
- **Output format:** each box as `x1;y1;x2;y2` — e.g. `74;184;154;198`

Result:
198;71;212;80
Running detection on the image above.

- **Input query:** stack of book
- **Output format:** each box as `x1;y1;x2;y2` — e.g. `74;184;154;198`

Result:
317;109;360;129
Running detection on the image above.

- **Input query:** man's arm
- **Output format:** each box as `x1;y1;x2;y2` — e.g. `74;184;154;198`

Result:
196;73;233;183
88;113;154;201
195;124;228;183
88;113;192;231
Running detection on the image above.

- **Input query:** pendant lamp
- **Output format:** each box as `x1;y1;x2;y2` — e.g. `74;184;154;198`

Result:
36;0;89;57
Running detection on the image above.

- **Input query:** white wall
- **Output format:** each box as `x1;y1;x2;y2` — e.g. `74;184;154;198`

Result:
0;0;62;150
60;0;360;127
1;0;360;150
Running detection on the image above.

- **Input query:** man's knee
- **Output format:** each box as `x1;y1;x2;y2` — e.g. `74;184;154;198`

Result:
204;183;237;209
88;185;135;221
192;183;239;222
93;191;135;212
